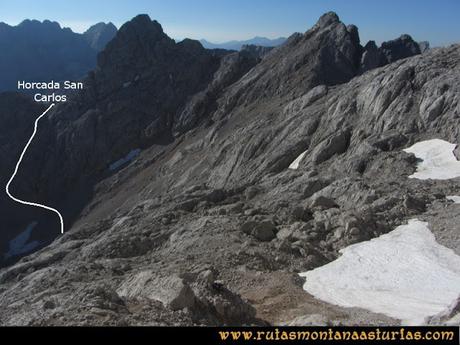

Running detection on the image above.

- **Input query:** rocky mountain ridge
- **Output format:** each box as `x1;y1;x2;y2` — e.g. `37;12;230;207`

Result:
0;12;458;326
0;20;117;92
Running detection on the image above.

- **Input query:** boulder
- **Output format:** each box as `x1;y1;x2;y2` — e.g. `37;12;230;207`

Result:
240;221;258;235
291;206;313;222
303;178;328;198
252;221;277;241
311;131;350;164
244;186;261;200
276;227;295;241
117;272;196;310
310;194;338;209
403;195;426;212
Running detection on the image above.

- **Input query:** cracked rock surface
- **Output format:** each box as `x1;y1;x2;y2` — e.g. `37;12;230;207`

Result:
0;12;459;325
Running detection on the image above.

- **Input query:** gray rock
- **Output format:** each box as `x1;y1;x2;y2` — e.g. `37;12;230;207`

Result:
240;44;273;59
380;34;421;64
276;227;295;241
292;206;313;222
403;195;426;212
240;221;258;235
310;195;339;209
360;41;384;73
117;272;196;311
252;221;277;241
418;41;430;53
420;95;445;122
311;131;350;164
244;186;260;200
83;22;117;52
303;178;328;198
282;314;328;326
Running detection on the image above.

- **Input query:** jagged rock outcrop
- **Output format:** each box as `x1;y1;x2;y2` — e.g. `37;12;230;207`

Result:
380;34;421;64
360;41;384;72
418;41;430;53
0;12;459;326
240;44;273;58
229;12;363;103
360;35;422;73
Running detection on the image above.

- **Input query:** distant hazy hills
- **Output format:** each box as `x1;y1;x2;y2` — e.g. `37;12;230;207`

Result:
200;36;286;51
0;20;117;91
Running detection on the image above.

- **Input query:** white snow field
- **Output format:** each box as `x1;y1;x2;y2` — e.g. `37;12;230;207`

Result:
288;150;307;170
300;219;460;325
403;139;460;180
446;196;460;204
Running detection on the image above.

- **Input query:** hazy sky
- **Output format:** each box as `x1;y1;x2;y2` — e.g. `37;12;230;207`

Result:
1;0;459;46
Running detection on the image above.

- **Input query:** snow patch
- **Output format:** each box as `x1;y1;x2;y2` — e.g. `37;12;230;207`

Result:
289;151;307;170
4;222;41;259
403;139;460;180
300;219;460;325
446;196;460;204
109;149;141;171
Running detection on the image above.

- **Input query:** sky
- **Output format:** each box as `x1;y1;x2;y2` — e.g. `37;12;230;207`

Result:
1;0;459;46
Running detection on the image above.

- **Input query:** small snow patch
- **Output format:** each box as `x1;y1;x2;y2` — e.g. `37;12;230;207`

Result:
109;149;141;171
4;222;41;259
289;151;307;170
403;139;460;180
446;196;460;204
300;219;460;325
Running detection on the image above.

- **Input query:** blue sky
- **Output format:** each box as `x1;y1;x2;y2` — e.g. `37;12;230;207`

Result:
1;0;459;46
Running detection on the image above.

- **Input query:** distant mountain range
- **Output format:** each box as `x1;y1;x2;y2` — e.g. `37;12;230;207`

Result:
0;19;287;92
200;36;287;51
0;20;117;91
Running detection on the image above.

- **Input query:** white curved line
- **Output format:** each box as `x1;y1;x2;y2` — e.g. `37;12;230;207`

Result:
5;103;64;234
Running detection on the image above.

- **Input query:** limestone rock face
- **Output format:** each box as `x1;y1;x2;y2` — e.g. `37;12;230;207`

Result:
360;41;384;72
83;22;117;52
117;272;196;310
0;12;459;326
380;34;421;64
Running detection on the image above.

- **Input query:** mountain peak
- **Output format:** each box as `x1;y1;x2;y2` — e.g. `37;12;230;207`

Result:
116;14;165;39
316;11;340;28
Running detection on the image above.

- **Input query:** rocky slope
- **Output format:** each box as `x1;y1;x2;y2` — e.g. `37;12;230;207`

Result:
1;12;459;326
